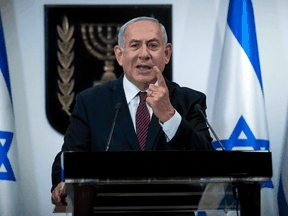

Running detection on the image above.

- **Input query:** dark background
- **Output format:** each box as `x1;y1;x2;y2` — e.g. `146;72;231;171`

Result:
45;5;172;135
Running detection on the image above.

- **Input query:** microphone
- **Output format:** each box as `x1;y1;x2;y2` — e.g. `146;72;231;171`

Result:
105;103;122;151
194;104;225;151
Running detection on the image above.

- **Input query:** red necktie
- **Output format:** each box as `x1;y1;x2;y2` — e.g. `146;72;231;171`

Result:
136;92;150;151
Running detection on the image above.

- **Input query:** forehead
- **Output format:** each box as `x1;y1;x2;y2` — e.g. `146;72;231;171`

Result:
124;20;163;43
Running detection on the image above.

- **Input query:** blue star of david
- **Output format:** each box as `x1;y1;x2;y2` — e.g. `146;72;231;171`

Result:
212;116;273;189
0;131;16;181
212;115;269;150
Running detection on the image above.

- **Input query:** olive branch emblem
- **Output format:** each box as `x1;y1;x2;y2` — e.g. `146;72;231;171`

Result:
57;16;75;116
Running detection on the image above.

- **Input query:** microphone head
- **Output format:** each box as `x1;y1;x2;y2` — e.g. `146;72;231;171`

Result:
194;104;202;112
115;102;122;111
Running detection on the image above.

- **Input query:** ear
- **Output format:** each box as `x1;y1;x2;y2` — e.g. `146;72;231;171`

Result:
164;43;172;64
114;45;124;66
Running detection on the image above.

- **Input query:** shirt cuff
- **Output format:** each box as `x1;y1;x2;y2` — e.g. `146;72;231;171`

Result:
159;110;182;142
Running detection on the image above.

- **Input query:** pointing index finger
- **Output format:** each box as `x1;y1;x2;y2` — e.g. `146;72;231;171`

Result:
153;66;166;87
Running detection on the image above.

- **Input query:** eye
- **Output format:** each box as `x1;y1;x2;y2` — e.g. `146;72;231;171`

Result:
148;43;159;50
131;43;139;49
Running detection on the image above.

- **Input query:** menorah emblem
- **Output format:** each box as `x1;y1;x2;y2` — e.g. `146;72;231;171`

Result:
81;23;122;86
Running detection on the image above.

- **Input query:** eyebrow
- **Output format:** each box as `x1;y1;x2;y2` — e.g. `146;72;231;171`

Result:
148;38;160;44
129;39;141;44
128;38;161;44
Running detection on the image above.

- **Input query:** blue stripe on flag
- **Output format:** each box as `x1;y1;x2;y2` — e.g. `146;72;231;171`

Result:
0;14;12;101
278;174;288;216
227;0;263;93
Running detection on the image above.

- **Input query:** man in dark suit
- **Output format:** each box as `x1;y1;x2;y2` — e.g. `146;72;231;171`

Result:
51;16;214;206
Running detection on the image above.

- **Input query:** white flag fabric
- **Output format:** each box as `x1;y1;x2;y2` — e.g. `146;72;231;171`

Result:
212;0;269;151
0;13;20;215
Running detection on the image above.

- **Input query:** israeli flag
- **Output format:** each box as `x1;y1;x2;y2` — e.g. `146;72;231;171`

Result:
0;13;20;215
211;0;269;151
202;0;272;214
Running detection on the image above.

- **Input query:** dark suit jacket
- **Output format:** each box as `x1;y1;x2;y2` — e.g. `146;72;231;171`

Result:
51;74;214;191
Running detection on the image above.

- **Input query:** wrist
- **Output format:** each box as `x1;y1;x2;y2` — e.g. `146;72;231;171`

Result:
160;108;175;123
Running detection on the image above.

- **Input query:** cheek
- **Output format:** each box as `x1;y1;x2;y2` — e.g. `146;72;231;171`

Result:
154;55;166;68
123;54;137;66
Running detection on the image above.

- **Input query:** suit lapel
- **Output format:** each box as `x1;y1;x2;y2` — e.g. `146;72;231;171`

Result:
110;74;140;150
166;78;176;105
144;114;161;151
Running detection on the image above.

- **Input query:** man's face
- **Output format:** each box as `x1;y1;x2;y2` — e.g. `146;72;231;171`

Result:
114;20;172;90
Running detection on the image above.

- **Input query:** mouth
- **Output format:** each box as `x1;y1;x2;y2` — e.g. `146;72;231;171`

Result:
136;65;152;71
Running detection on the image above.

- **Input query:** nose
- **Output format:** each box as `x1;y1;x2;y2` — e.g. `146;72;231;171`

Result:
138;45;150;61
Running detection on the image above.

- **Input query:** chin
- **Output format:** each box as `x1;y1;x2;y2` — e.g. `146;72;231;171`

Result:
130;76;156;90
137;75;156;84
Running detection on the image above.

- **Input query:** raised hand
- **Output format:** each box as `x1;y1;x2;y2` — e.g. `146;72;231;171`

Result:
146;66;175;123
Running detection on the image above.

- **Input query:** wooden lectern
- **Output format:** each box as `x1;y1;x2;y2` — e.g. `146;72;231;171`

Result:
56;151;272;216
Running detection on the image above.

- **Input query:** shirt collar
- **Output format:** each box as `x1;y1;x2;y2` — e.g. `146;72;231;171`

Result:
123;74;158;104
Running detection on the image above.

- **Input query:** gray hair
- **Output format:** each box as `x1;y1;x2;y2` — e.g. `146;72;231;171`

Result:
118;16;168;51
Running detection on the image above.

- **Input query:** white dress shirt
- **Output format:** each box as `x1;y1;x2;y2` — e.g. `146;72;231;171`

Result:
123;75;182;142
